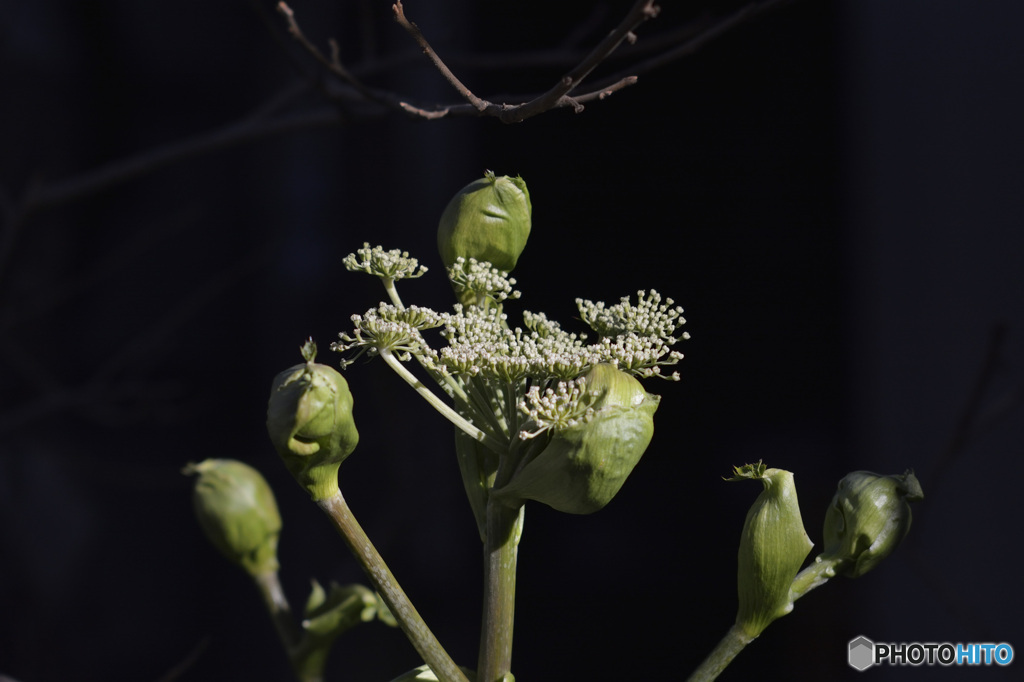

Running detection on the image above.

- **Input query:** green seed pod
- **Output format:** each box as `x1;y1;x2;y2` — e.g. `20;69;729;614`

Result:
437;171;532;273
495;364;659;515
821;470;923;578
733;466;814;638
184;459;282;578
267;342;359;501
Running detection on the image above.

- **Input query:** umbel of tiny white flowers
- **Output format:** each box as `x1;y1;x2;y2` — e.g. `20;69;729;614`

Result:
332;244;690;516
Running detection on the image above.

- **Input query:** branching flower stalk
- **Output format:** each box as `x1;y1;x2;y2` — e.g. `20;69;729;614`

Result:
245;173;920;682
334;236;689;681
686;466;923;682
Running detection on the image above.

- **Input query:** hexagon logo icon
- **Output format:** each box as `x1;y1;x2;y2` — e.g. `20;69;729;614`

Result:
848;636;875;671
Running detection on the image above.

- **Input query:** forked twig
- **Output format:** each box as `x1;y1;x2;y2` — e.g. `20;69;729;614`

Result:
391;0;659;122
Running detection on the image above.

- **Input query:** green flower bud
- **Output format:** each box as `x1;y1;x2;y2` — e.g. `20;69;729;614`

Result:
821;470;923;578
495;364;659;514
731;464;814;638
184;458;282;578
267;341;358;501
437;171;532;273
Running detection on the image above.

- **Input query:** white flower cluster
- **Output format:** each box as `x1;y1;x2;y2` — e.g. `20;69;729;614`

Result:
332;303;438;367
438;306;594;382
447;257;521;303
343;243;428;281
577;290;689;343
517;378;595;438
333;249;688;385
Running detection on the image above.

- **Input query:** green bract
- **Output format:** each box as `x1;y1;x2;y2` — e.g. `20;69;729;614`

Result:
267;343;359;501
732;466;814;638
437;171;531;274
821;470;923;578
494;364;659;514
185;458;282;578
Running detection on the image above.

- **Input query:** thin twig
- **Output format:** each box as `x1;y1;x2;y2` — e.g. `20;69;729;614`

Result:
153;637;211;682
20;106;340;215
926;323;1011;495
391;1;490;113
499;0;661;123
390;0;659;123
0;0;801;256
278;3;365;93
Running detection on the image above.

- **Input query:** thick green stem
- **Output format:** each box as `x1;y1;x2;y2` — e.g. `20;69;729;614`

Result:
317;491;470;682
686;624;755;682
476;500;522;682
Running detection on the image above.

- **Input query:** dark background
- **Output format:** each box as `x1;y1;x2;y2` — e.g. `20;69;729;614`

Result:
1;1;1022;680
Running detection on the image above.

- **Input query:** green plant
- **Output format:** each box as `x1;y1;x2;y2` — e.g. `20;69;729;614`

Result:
187;171;921;682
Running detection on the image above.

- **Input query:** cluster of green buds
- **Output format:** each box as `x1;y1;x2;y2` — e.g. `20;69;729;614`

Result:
727;463;924;640
185;457;397;681
267;339;359;501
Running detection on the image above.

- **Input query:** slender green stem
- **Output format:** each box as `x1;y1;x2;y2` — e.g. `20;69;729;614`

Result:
687;556;844;682
476;499;523;682
686;624;755;682
317;491;470;682
379;348;507;454
253;570;300;649
790;556;842;600
253;571;326;682
382;277;404;310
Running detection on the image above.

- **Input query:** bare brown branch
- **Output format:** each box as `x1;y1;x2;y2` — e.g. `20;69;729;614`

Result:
391;0;489;113
388;0;660;123
0;0;801;259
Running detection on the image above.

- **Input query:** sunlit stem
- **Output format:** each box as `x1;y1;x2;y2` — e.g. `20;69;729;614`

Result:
685;624;755;682
379;275;474;408
318;490;470;682
687;556;845;681
379;348;506;454
382;277;404;310
790;555;843;600
252;571;323;682
477;499;523;682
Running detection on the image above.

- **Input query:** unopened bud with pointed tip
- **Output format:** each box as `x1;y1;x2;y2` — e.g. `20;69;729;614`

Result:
731;464;814;637
185;458;282;578
438;171;531;274
267;340;358;501
821;470;922;578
